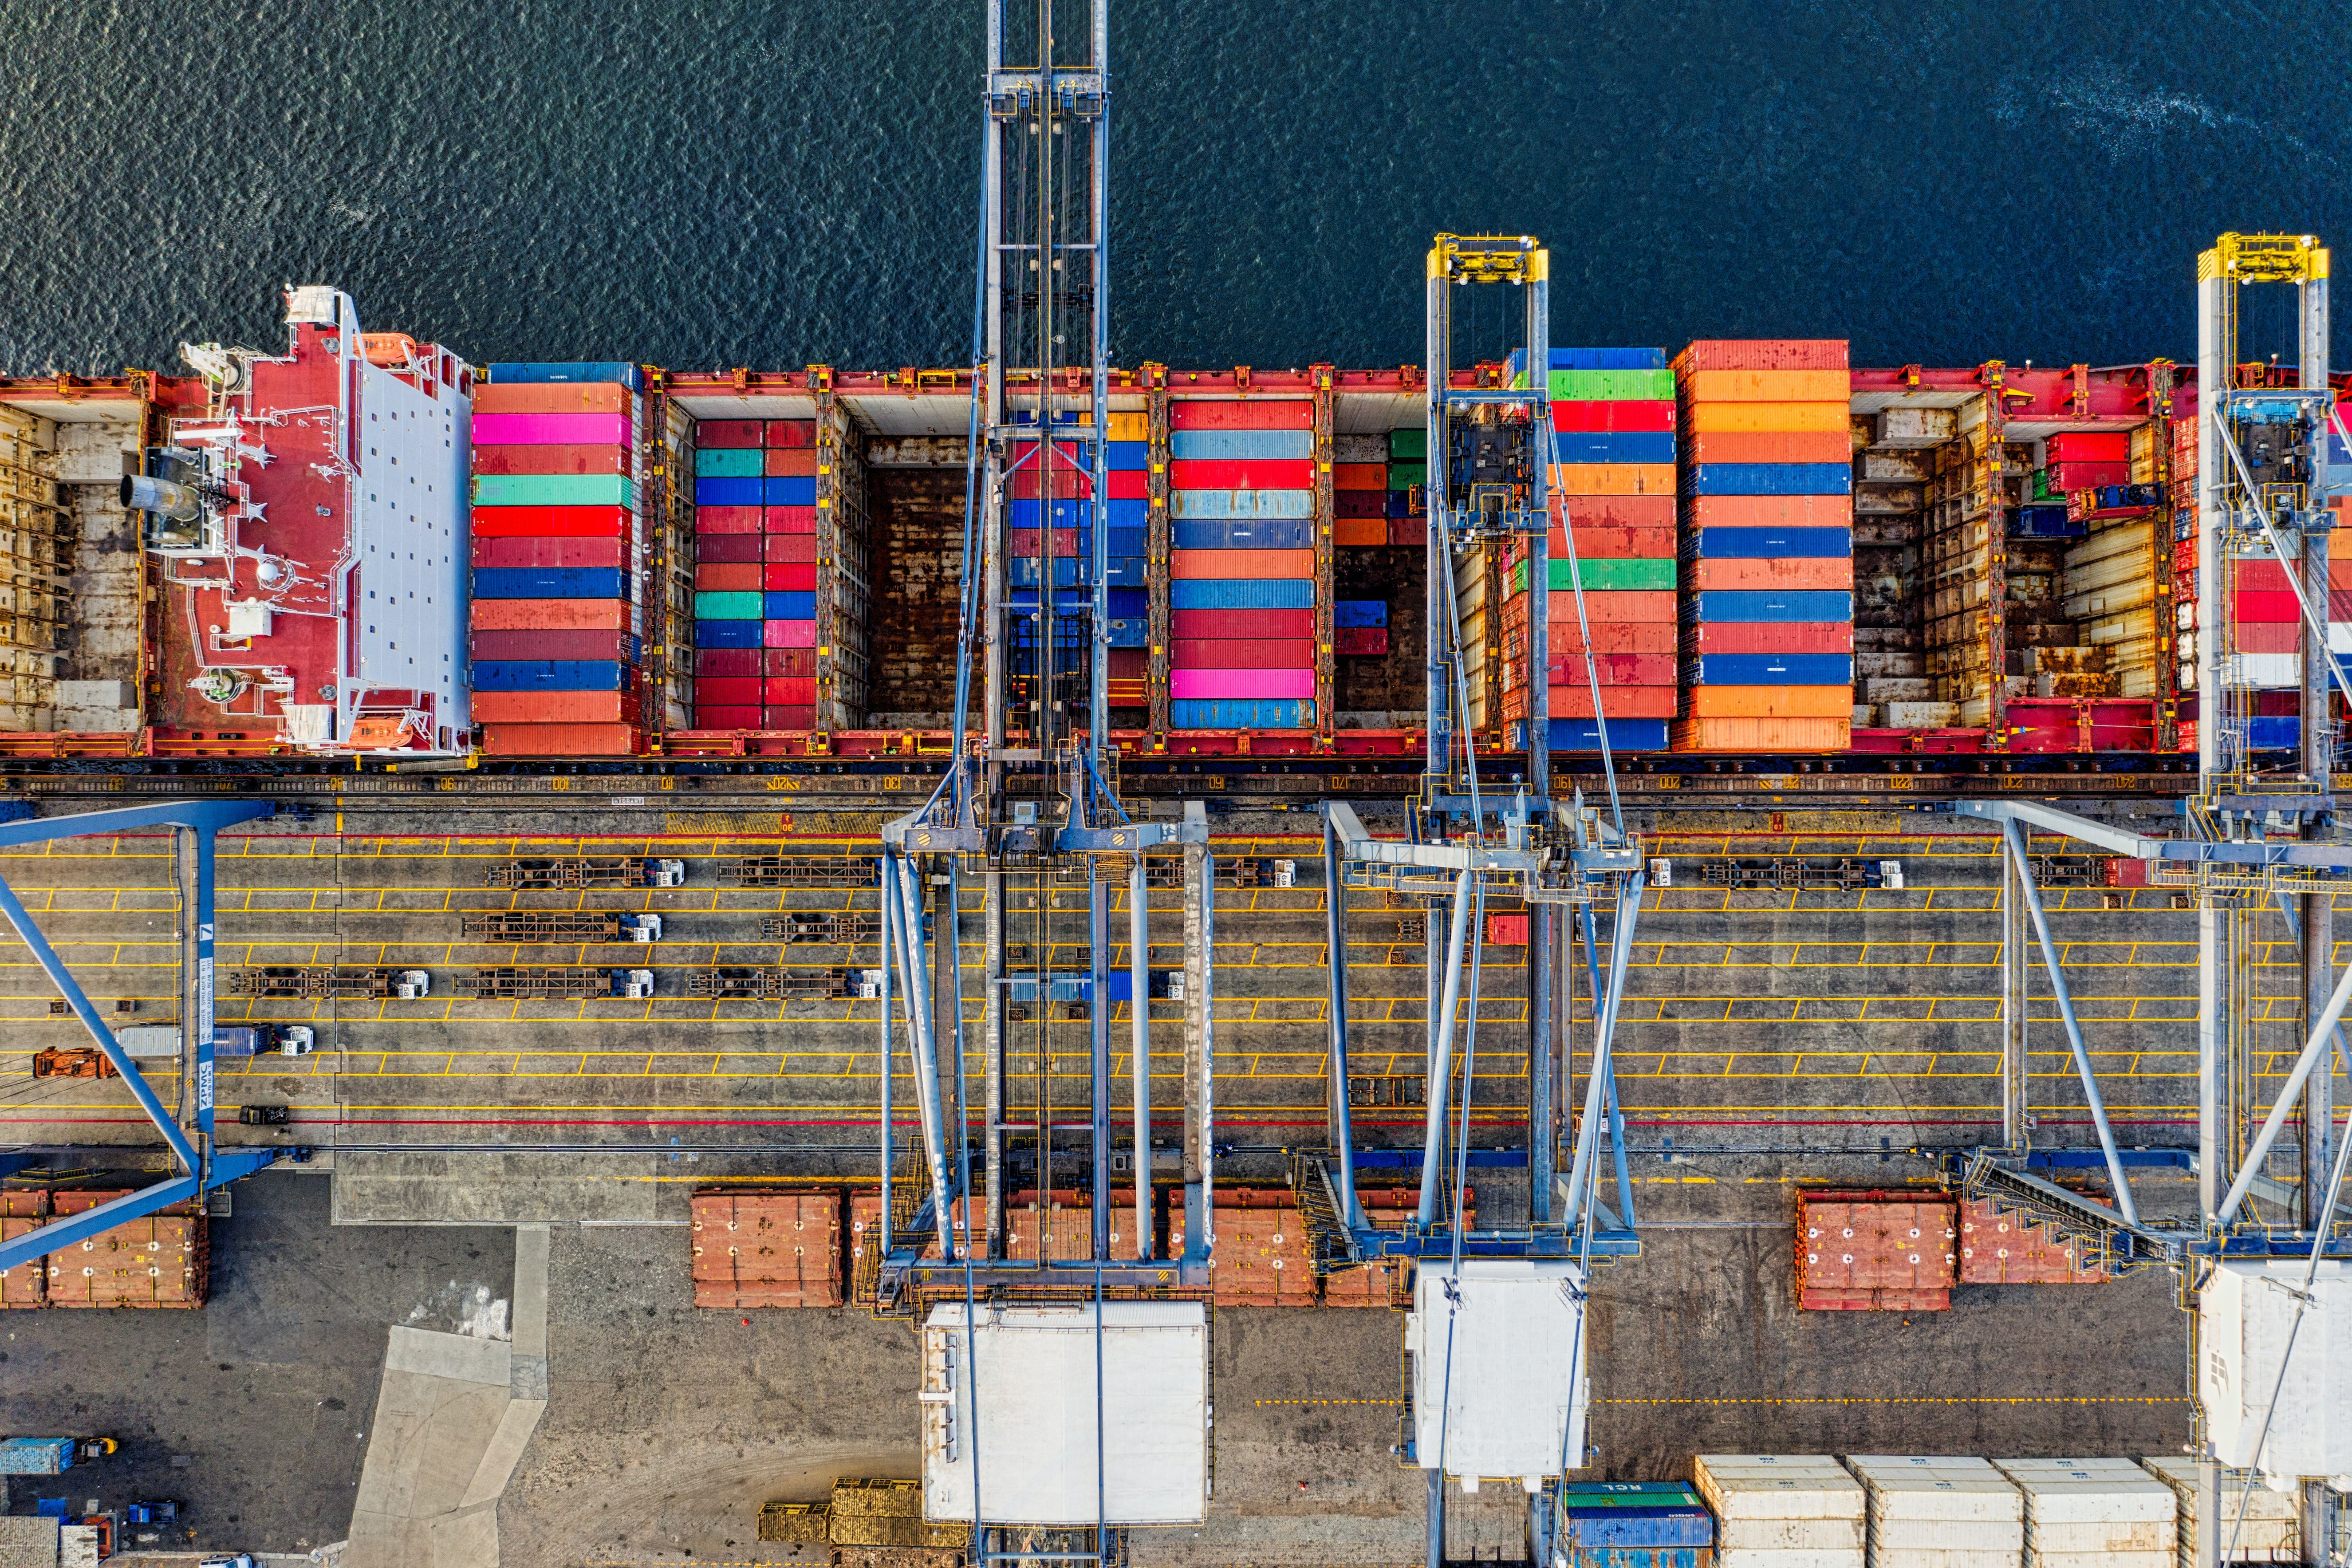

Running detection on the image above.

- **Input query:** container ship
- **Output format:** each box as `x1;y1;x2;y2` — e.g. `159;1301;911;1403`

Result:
0;286;2316;770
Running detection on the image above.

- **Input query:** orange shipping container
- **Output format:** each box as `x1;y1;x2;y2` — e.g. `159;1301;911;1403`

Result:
695;563;763;592
471;599;630;631
1685;686;1852;720
1552;619;1678;656
1332;462;1386;490
1548;685;1678;719
471;382;631;415
1680;369;1852;402
1547;589;1677;624
1796;1191;1955;1311
1333;517;1386;547
1684;558;1854;592
1680;401;1849;434
470;691;638;725
1546;462;1675;495
1169;548;1314;580
1553;493;1676;529
1674;339;1851;372
1684;429;1854;465
1550;524;1676;559
1671;716;1852;752
479;723;642;756
763;447;819;477
1682;495;1855;528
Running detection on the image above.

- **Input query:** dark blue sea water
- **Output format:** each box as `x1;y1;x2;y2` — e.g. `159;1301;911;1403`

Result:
8;1;2352;376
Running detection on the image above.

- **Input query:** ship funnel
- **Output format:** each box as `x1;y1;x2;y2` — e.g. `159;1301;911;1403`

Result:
120;475;204;523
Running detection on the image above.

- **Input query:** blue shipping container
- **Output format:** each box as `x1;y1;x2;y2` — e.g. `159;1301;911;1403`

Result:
1688;653;1854;685
1170;698;1316;729
1171;579;1317;611
1107;441;1150;470
764;476;818;508
473;567;629;600
2249;716;2300;749
1557;1511;1714;1548
1551;347;1667;370
470;660;627;693
1168;429;1315;462
1106;618;1149;647
1334;600;1387;628
765;591;817;620
1169;488;1314;521
1555;1550;1711;1568
1552;430;1677;465
1684;590;1853;622
1009;557;1149;588
1685;526;1853;560
695;619;763;649
1515;718;1671;753
487;361;644;392
694;476;763;508
1009;498;1148;529
1686;463;1854;497
1108;587;1148;617
1173;516;1315;550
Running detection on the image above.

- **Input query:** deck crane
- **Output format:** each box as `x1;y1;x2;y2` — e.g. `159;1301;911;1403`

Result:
872;0;1216;1558
1308;235;1647;1568
1937;234;2352;1568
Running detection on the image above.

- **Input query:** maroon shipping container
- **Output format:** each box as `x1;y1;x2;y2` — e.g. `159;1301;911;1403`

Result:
699;420;764;449
1336;490;1387;518
697;649;763;678
764;648;816;678
2045;460;2128;491
1166;458;1316;490
1011;529;1082;557
472;536;627;570
697;705;760;729
1550;653;1677;686
473;629;638;663
698;507;762;534
1335;626;1389;656
766;534;817;563
766;419;817;449
1170;608;1313;640
1170;637;1313;668
765;705;818;729
698;677;764;705
1387;515;1426;547
765;506;818;534
695;533;763;563
473;444;633;477
1167;399;1315;430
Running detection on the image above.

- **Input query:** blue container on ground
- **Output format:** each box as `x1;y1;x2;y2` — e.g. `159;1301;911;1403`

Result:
1686;462;1854;496
696;619;762;649
765;591;816;620
694;476;763;508
1171;579;1317;611
1552;430;1677;465
470;660;627;693
764;476;818;508
1334;600;1387;628
1683;590;1853;622
473;567;627;600
1687;654;1855;685
1557;1511;1714;1549
1168;429;1315;461
487;361;643;391
1170;698;1316;728
1173;516;1315;550
1684;527;1852;559
1169;488;1314;521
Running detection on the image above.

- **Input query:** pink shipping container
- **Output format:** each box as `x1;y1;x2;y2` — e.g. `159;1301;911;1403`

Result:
1170;667;1314;700
472;411;632;446
764;619;817;649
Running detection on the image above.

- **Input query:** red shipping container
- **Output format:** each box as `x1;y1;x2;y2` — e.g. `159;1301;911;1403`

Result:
473;599;629;631
1486;913;1529;945
473;383;628;416
698;677;764;705
1108;469;1149;500
1683;429;1851;465
1674;339;1850;371
1171;638;1313;668
764;678;818;704
1168;399;1315;430
1547;589;1676;623
2236;621;2299;654
480;722;641;756
696;705;760;729
1549;653;1677;686
697;649;762;678
1333;462;1387;489
766;419;817;449
1167;458;1316;490
697;504;763;533
697;534;762;563
1009;469;1151;500
1170;608;1313;640
473;536;626;569
1548;685;1679;719
1556;493;1676;529
2047;431;2131;464
2045;460;2128;491
1387;514;1426;547
764;447;819;477
1681;495;1853;528
1552;620;1678;655
1336;489;1387;518
766;506;819;534
2234;590;2299;622
696;563;762;592
1685;558;1854;591
698;420;764;449
2238;558;2352;593
765;563;818;591
473;444;632;477
474;504;629;538
1170;547;1313;579
766;533;817;563
1335;626;1388;656
764;648;817;678
766;705;818;729
1680;620;1852;654
472;690;638;724
2171;536;2197;575
473;628;635;662
1550;398;1675;433
1551;524;1676;559
2088;699;2156;750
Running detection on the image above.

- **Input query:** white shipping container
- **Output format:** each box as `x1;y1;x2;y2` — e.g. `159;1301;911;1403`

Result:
1873;1518;2026;1549
2138;1455;2301;1564
1867;1550;2022;1568
1695;1454;1866;1521
1719;1515;1868;1551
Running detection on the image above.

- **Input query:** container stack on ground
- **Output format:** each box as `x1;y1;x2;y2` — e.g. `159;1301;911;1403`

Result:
2137;1455;2300;1567
1693;1454;1866;1568
689;418;821;731
1674;340;1855;752
468;363;646;755
1794;1190;1957;1312
1167;399;1317;729
1847;1455;2024;1568
1990;1456;2175;1568
1531;347;1679;753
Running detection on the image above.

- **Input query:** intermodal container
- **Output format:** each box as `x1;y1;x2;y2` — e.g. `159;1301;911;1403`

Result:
1550;686;1678;718
471;691;638;724
1686;654;1855;686
694;477;762;507
1683;559;1853;591
1541;717;1671;751
697;419;764;447
1686;463;1854;497
1683;686;1854;719
763;447;819;477
471;630;638;663
1170;548;1313;580
1168;668;1314;700
1681;495;1854;528
1548;368;1676;400
477;723;643;756
1551;654;1678;686
471;382;630;415
485;360;645;390
695;447;765;477
471;660;628;692
764;476;818;507
1167;429;1314;461
1548;590;1678;623
475;599;630;631
474;473;635;509
1170;579;1317;611
1552;431;1677;465
1555;495;1677;529
1679;368;1852;402
1170;608;1314;639
1681;402;1849;435
1167;457;1315;489
1671;716;1851;751
1167;698;1315;727
1535;557;1678;592
473;567;628;600
1683;527;1853;559
1682;429;1852;465
1170;517;1316;550
1551;399;1675;433
1673;339;1851;371
1171;638;1314;668
1683;591;1852;622
1167;401;1315;430
472;505;630;538
1168;489;1315;520
1545;462;1677;495
472;440;632;473
1333;600;1387;627
1553;621;1678;654
472;536;627;570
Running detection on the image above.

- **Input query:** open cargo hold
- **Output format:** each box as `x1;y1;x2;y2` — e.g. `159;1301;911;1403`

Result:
1675;342;1854;753
1328;406;1426;729
1005;406;1151;735
1794;1189;1956;1311
1846;1456;2024;1568
1693;1454;1865;1568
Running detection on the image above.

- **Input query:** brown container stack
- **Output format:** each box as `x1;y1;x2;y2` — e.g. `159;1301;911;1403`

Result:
1957;1197;2109;1285
1168;1190;1317;1306
690;1190;844;1308
1794;1189;1956;1311
1;1190;48;1308
44;1190;208;1308
1321;1186;1475;1308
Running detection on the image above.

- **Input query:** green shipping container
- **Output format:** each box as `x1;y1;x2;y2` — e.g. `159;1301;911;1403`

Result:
1387;462;1427;490
2031;467;2054;500
1517;556;1677;593
473;473;636;509
695;447;764;478
1388;427;1427;461
1548;368;1676;401
693;591;764;620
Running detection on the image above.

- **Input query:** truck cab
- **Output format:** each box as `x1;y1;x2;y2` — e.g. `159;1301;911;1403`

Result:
646;859;686;887
622;914;662;943
393;969;431;999
614;969;655;999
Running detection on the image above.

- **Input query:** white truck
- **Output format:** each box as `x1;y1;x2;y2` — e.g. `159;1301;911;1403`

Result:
113;1024;315;1059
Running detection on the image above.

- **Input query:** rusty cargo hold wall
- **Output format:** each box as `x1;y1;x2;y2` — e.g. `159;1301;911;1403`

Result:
647;372;696;737
1313;364;1336;748
1146;364;1170;748
812;370;873;734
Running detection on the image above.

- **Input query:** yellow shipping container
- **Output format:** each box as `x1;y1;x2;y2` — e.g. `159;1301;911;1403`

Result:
1680;369;1852;402
1106;410;1149;441
1680;401;1850;435
1545;462;1676;495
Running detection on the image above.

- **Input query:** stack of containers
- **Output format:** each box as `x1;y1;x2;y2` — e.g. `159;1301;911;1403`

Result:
1388;427;1426;545
469;365;646;754
1008;411;1151;715
1990;1457;2175;1568
1845;1456;2024;1568
690;419;819;729
2137;1455;2299;1568
1167;401;1316;729
1673;342;1855;752
1332;433;1388;548
1694;1454;1865;1568
1551;1483;1715;1565
1531;348;1680;752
